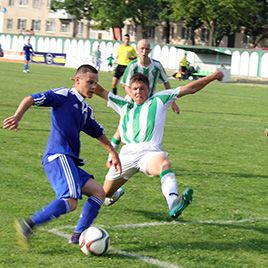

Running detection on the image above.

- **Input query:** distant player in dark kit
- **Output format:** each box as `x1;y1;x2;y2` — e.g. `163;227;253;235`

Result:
23;38;34;73
3;64;121;249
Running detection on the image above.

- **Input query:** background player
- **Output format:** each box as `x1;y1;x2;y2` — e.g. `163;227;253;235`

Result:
112;34;137;94
107;39;180;166
23;38;34;73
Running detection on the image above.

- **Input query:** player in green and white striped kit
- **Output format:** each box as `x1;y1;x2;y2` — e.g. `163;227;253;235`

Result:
95;70;224;218
107;39;180;167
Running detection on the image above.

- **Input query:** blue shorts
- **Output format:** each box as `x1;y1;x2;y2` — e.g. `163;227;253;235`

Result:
25;54;31;61
43;154;94;200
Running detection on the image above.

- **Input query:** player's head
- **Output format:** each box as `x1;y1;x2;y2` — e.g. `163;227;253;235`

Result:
123;34;130;45
128;73;150;104
73;64;98;99
137;39;151;57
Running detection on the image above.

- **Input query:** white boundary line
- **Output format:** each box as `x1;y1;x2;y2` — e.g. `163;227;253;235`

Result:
45;228;181;268
42;217;268;268
48;217;268;231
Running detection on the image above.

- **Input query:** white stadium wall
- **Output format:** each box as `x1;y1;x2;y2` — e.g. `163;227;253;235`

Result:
1;33;268;80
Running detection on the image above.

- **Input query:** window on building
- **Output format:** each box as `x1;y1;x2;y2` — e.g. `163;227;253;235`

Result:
8;0;14;6
181;27;191;40
7;19;13;30
32;20;41;31
145;26;155;38
162;26;167;40
243;33;251;45
17;19;27;31
46;20;55;32
19;0;28;6
171;26;175;39
128;25;137;37
201;28;209;42
76;22;84;35
33;0;42;8
60;20;70;33
162;25;175;40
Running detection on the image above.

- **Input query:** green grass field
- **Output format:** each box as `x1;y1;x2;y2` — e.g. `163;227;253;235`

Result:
0;62;267;268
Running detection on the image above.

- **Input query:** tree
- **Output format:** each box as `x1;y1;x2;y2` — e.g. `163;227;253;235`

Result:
51;0;130;40
51;0;94;37
243;0;268;47
158;0;174;44
90;0;131;40
170;0;261;47
128;0;163;38
170;0;205;45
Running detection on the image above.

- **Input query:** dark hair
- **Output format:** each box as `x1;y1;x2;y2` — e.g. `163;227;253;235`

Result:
124;34;130;38
129;73;149;88
75;64;98;75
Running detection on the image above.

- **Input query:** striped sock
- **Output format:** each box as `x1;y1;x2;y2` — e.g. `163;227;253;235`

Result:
160;169;178;210
74;196;103;233
31;199;70;226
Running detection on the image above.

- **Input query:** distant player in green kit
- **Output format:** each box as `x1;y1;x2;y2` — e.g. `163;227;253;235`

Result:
93;70;224;219
107;54;114;72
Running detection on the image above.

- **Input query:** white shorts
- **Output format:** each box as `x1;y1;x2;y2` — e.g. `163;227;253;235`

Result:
105;143;168;181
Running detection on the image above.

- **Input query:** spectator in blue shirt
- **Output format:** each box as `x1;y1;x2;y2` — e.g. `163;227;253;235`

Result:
3;64;122;249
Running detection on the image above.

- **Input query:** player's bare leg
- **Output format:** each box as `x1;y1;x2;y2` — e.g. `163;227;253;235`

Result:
103;178;127;206
112;77;118;94
146;153;193;219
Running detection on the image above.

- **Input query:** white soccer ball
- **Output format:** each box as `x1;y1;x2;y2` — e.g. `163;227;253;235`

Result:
79;226;110;256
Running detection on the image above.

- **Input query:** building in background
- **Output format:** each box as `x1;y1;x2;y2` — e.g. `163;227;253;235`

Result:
0;0;267;48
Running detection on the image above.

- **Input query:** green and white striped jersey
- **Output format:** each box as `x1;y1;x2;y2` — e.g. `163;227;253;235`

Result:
107;88;180;146
120;58;169;96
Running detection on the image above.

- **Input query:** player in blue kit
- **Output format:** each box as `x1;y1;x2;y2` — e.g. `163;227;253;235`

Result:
3;64;121;249
23;38;34;73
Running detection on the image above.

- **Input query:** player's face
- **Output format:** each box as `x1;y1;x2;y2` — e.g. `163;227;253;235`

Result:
76;72;98;98
123;36;130;45
138;43;151;58
128;81;149;104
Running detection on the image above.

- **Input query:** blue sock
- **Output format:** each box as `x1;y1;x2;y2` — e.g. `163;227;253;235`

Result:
31;199;70;226
74;196;103;233
24;64;28;70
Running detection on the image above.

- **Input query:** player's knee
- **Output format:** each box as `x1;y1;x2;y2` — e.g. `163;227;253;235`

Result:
161;158;171;171
66;198;78;211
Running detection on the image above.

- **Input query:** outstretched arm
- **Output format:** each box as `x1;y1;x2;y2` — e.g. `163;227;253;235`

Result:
164;81;180;114
178;70;224;98
2;95;34;130
94;84;110;100
97;134;122;174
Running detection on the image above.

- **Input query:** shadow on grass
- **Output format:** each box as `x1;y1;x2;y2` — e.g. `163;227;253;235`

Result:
176;167;268;180
129;208;268;235
135;238;268;253
184;109;266;119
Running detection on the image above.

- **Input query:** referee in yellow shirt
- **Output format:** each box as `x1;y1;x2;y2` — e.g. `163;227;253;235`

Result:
112;34;137;94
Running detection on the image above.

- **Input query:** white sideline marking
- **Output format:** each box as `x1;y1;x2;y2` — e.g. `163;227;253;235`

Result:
113;217;268;229
42;217;268;268
44;228;181;268
47;217;268;231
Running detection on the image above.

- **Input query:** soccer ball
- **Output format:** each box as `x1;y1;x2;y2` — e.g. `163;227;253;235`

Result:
79;226;110;256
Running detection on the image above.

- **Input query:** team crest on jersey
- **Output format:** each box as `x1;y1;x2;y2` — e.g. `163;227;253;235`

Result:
73;104;79;110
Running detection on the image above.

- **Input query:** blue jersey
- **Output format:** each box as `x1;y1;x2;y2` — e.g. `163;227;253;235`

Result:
31;87;104;165
23;43;34;57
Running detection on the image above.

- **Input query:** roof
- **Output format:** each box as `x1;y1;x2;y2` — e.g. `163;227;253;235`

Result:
175;45;232;56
